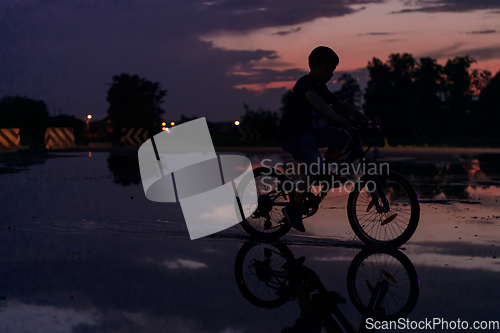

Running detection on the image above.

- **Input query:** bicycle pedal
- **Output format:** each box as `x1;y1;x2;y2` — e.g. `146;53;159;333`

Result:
381;213;397;226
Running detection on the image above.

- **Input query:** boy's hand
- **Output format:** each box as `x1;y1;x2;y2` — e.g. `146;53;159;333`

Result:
340;118;351;132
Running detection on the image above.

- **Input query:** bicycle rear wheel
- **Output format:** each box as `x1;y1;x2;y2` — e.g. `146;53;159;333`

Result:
347;171;420;247
234;242;294;308
238;167;293;239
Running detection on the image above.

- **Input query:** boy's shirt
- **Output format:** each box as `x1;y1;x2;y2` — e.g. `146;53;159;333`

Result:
278;74;339;142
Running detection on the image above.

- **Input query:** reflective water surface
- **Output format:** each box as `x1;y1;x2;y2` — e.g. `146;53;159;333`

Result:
0;149;499;332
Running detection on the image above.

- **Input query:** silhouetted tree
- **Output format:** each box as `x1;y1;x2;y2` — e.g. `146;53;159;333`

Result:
471;69;492;94
440;56;494;137
0;96;49;149
388;53;418;138
363;53;496;144
364;55;417;142
412;57;444;136
279;90;292;113
106;74;167;137
442;56;476;116
477;70;500;136
241;103;279;143
178;115;199;124
332;73;362;109
364;57;392;119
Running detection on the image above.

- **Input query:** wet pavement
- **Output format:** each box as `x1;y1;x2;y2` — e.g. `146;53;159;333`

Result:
0;148;499;332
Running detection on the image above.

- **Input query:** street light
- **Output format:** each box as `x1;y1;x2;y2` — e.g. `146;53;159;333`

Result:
86;114;92;135
234;121;240;126
162;122;166;126
170;122;175;126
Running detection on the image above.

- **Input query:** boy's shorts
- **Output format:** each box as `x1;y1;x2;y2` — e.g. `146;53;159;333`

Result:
280;126;350;175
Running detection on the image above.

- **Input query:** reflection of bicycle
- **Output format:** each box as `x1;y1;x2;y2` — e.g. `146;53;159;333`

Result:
234;242;420;332
238;120;420;247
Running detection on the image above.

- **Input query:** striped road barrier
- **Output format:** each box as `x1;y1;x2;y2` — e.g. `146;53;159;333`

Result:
44;127;76;149
237;126;261;142
121;128;149;146
0;128;20;148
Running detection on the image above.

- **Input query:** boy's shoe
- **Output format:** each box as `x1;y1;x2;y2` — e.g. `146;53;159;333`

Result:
282;201;305;232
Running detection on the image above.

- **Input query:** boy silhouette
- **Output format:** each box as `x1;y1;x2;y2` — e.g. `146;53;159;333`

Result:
279;46;369;232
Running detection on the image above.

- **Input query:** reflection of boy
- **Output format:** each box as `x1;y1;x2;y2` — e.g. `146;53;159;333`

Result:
279;46;369;232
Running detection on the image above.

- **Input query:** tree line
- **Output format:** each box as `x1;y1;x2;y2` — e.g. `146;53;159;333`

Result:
1;53;499;148
243;53;500;146
363;54;498;145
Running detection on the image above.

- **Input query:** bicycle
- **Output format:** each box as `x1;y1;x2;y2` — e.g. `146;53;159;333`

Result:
237;120;420;247
234;242;420;332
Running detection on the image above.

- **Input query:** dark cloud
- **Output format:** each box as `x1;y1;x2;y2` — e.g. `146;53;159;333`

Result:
0;0;384;121
359;32;394;36
458;45;500;61
421;42;464;60
391;0;500;13
232;70;305;86
195;0;384;31
273;27;301;36
466;30;497;34
423;43;500;62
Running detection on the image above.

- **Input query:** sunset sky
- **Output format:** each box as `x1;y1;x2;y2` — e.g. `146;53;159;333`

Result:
1;0;499;122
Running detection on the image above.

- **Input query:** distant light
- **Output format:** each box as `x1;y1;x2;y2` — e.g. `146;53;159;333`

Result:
162;127;167;131
170;122;175;126
87;114;92;120
162;122;166;126
234;121;240;126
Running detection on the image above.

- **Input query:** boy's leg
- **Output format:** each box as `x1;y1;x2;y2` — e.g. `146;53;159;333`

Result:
280;127;351;232
316;127;351;166
280;132;322;232
325;139;349;162
282;128;349;200
293;174;308;205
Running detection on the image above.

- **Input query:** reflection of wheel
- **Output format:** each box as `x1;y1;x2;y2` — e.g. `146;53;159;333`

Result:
347;171;420;247
347;247;419;320
238;167;293;239
234;242;294;309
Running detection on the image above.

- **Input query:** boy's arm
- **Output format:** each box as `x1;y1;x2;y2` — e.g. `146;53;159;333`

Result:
305;91;351;130
331;99;370;122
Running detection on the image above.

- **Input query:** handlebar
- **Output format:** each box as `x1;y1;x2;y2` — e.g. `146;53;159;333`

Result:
349;118;381;132
345;118;381;162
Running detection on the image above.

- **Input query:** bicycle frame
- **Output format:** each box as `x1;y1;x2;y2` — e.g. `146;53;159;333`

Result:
247;250;398;333
304;122;392;216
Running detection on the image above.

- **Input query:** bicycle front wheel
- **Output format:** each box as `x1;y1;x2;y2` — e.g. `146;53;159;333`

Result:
347;171;420;247
347;247;419;320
